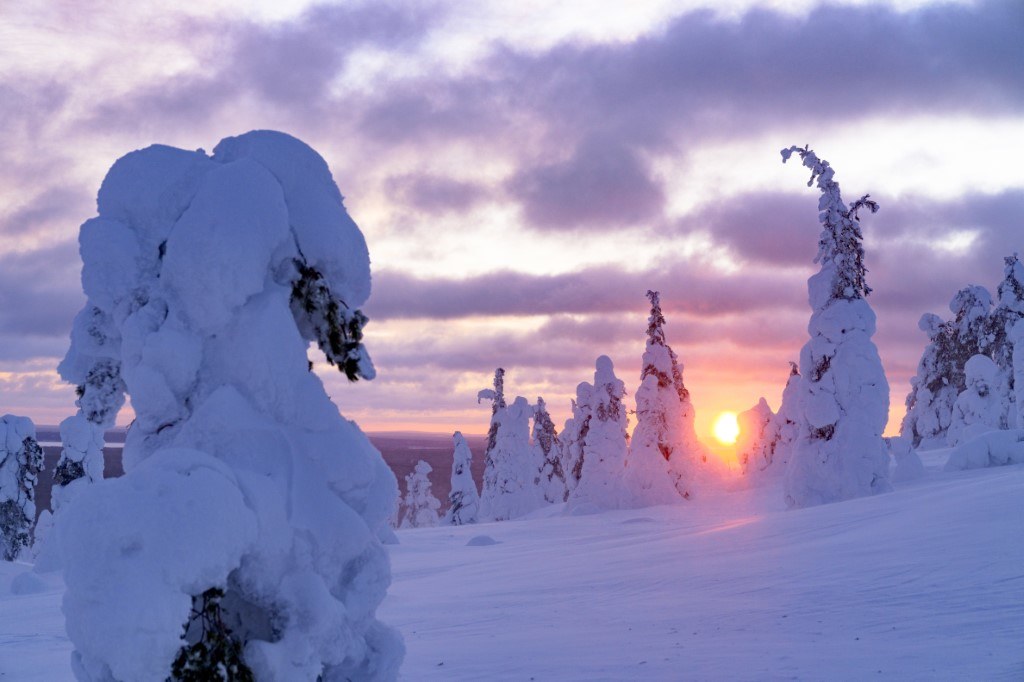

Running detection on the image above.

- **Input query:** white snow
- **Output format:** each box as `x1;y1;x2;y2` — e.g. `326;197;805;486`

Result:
5;461;1023;680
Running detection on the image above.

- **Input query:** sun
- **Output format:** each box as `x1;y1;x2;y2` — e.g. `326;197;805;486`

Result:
713;412;740;445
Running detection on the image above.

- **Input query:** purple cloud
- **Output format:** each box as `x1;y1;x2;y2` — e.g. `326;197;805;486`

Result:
508;136;665;230
385;173;492;214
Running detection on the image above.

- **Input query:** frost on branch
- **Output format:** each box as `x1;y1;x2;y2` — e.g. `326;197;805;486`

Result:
780;146;891;508
0;416;44;561
55;131;402;681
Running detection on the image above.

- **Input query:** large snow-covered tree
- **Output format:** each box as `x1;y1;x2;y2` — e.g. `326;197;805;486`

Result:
902;285;994;448
780;145;891;508
0;415;44;561
1013;319;1024;429
568;356;634;512
479;395;544;521
627;291;687;504
445;432;480;525
986;254;1024;427
399;460;441;529
532;397;567;504
54;131;402;681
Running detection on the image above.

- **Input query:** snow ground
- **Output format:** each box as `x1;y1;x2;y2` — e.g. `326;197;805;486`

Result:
3;457;1022;680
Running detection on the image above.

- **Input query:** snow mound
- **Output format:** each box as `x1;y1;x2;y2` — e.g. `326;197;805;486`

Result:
466;535;500;546
10;571;47;595
944;429;1024;471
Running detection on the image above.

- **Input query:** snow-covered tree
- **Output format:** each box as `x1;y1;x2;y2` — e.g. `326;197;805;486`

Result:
399;460;441;529
568;356;634;511
54;132;402;681
1014;319;1024;430
985;254;1024;427
627;291;687;504
559;385;592;495
902;286;994;448
947;355;1003;446
780;145;891;508
532;397;567;504
478;367;506;463
479;396;544;521
445;432;480;525
0;415;44;561
737;399;775;476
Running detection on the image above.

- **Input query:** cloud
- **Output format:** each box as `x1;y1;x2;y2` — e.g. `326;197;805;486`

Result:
384;173;492;214
507;135;665;230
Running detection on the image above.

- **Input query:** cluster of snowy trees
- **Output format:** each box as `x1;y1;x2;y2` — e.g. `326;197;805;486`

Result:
10;132;403;681
901;254;1024;448
394;290;716;528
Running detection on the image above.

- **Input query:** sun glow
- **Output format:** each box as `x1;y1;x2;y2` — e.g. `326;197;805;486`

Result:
712;412;740;445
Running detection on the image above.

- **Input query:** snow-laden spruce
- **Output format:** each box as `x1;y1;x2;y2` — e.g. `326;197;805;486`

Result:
947;355;1003;446
479;395;545;521
532;398;567;504
1014;319;1024;429
626;291;686;505
0;415;44;561
568;356;634;512
55;131;402;681
902;286;993;449
986;254;1024;428
781;146;891;508
399;460;441;529
445;432;480;525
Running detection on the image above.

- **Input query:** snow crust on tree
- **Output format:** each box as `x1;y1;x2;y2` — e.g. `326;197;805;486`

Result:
445;432;480;526
944;429;1024;471
399;461;440;529
568;356;635;512
479;396;544;521
0;415;44;561
780;146;891;508
947;355;1003;447
54;131;402;681
532;398;567;504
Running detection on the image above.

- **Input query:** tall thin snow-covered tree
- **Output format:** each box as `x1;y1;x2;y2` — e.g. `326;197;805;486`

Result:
568;356;634;512
478;367;506;464
54;132;402;681
559;385;592;495
781;145;891;508
532;398;567;504
479;396;544;521
445;432;480;525
0;415;45;561
628;291;687;504
399;460;441;529
1012;319;1024;429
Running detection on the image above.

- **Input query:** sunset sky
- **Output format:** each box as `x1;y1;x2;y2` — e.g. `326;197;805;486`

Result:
2;0;1022;445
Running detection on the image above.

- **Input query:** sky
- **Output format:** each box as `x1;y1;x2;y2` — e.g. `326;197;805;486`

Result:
1;0;1022;446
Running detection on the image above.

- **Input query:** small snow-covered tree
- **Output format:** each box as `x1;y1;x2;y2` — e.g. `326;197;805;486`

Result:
532;397;567;504
737;399;775;476
947;355;1003;446
559;385;592;495
399;460;441;529
781;145;891;508
445;432;480;525
568;356;634;511
479;396;544;521
55;132;402;681
0;415;45;561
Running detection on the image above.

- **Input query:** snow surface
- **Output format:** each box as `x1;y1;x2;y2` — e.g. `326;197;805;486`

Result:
5;460;1023;680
